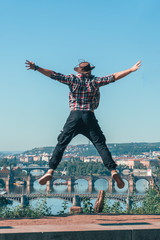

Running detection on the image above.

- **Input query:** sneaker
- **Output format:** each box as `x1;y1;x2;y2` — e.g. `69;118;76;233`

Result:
111;171;125;189
38;172;53;185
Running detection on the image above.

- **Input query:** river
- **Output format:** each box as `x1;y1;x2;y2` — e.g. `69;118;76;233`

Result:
7;171;149;215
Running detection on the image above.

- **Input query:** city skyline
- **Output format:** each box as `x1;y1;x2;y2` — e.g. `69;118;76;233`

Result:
1;140;160;153
0;0;160;151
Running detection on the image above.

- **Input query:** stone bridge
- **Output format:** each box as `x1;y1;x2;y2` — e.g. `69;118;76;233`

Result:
0;167;155;193
4;192;145;208
22;166;49;174
45;174;154;193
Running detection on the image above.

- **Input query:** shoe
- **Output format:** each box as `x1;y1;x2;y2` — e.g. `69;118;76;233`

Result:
38;172;53;185
111;171;125;189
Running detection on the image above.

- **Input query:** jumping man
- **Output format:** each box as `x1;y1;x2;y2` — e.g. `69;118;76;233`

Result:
25;59;141;189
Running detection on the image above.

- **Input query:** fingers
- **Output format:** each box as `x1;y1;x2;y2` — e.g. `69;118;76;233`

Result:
135;60;141;70
136;60;141;66
25;60;35;70
25;60;31;67
25;60;31;65
25;64;30;69
25;60;34;65
131;60;141;72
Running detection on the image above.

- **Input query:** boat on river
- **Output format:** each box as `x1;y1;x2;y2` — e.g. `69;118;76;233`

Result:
13;181;24;186
53;181;68;185
53;181;78;186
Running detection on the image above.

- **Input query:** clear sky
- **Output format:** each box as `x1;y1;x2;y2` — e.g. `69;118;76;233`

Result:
0;0;160;151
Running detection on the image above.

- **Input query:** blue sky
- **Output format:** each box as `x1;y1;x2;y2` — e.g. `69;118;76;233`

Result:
0;0;160;151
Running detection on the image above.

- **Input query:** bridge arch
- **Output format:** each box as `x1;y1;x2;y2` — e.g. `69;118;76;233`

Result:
30;169;45;176
114;178;129;192
135;179;149;192
74;179;89;193
0;179;5;188
94;178;108;191
52;178;68;191
21;166;49;176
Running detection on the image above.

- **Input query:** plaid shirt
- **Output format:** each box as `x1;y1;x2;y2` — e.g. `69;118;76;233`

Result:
50;71;115;111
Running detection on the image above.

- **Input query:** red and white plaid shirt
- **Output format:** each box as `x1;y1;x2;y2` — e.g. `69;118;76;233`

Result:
51;71;115;111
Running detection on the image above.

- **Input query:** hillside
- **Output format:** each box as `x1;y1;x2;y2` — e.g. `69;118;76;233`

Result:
22;142;160;157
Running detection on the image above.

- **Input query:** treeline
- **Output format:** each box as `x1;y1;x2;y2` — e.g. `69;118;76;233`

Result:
56;159;111;176
21;142;160;157
0;157;17;167
109;142;160;156
23;146;54;155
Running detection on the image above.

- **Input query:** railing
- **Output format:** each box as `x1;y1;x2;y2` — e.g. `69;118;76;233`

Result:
4;193;145;203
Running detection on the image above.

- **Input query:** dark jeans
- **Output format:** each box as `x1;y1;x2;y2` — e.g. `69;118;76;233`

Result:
49;111;117;171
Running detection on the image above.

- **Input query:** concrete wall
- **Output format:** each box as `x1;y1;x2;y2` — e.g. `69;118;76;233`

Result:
0;229;160;240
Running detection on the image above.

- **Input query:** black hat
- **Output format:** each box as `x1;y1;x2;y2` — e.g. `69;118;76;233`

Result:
74;61;95;74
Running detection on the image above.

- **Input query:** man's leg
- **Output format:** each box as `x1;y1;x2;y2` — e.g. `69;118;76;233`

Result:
49;112;81;170
39;111;80;185
81;111;124;189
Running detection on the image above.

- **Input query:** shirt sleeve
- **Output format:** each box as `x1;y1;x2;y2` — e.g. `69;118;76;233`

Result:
50;71;74;85
94;74;115;87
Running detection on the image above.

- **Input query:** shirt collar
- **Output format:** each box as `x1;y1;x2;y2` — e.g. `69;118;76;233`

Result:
76;73;83;77
76;73;94;78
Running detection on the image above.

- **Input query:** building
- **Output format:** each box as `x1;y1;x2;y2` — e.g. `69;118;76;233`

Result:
41;153;50;162
83;156;102;163
33;156;41;162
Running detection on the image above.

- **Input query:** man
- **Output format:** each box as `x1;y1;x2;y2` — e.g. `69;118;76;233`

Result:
25;59;141;189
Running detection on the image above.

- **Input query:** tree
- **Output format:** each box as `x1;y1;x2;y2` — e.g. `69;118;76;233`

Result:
0;158;9;167
140;187;160;214
134;162;147;170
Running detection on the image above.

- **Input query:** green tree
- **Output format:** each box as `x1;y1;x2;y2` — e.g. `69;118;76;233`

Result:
0;158;9;167
82;197;94;213
110;201;123;213
134;162;147;169
141;187;160;214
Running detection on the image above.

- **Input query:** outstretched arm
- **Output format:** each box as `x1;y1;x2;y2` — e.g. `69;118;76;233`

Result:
25;60;74;85
113;60;141;81
25;60;52;77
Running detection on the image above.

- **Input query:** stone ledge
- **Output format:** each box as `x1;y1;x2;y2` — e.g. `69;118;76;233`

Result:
0;215;160;240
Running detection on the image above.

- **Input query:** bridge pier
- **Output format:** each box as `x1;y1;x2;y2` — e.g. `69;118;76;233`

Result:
108;178;113;193
68;177;74;187
27;175;34;188
26;175;35;194
46;180;53;192
88;185;93;193
149;177;154;188
21;194;29;208
70;195;82;214
26;185;34;194
129;176;134;193
88;176;94;193
5;175;12;189
126;194;133;212
68;185;74;193
5;185;10;193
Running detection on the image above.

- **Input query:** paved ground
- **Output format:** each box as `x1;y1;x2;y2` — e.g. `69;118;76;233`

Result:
0;215;160;233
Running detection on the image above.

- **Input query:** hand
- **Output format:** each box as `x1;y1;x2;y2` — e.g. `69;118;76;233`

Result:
130;60;141;72
25;60;36;70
